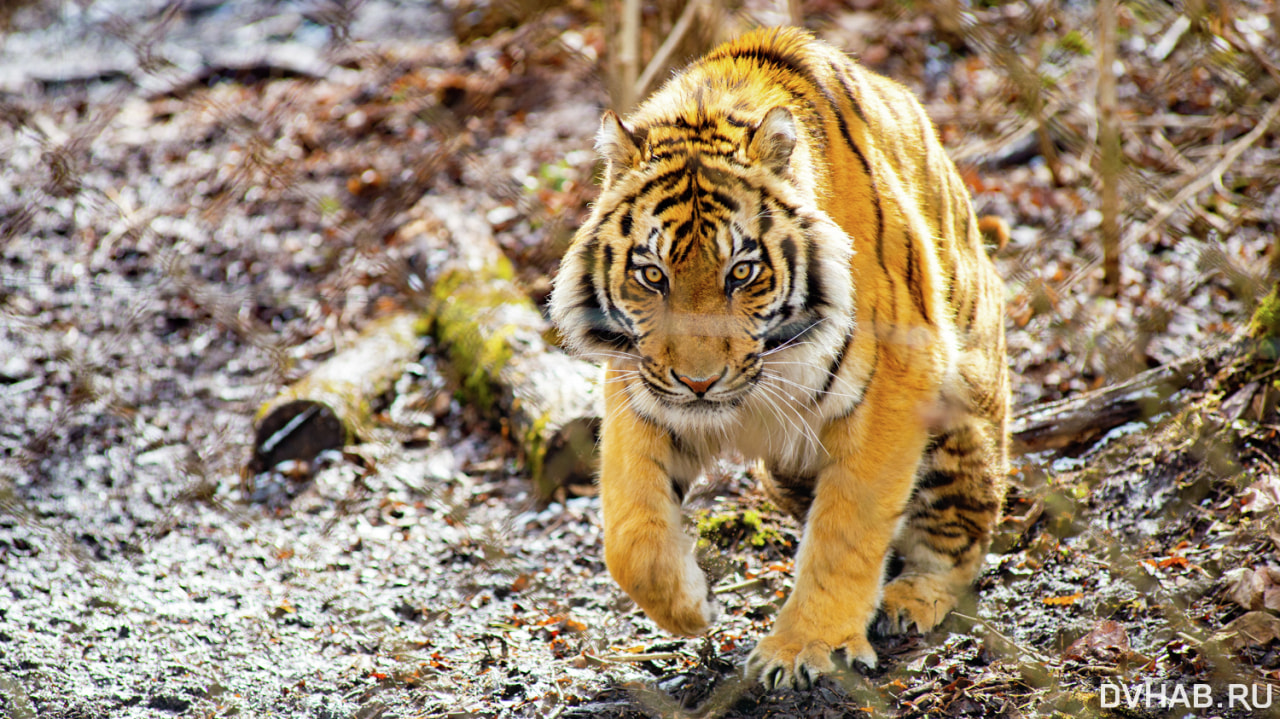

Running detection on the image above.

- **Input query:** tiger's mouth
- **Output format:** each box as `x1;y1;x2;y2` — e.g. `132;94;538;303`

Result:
638;369;759;410
651;393;748;413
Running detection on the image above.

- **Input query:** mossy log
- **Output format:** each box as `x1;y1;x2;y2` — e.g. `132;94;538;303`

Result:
250;312;428;473
401;196;603;498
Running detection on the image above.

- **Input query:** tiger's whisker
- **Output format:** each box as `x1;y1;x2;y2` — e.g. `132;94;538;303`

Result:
760;319;828;356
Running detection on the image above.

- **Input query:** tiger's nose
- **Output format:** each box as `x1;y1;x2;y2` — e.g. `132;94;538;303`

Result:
674;372;722;397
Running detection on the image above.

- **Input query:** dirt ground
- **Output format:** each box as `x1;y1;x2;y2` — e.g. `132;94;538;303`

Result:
2;1;1279;718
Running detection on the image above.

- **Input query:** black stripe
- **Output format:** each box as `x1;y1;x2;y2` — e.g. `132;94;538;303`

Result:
829;60;869;124
905;232;928;323
653;177;693;217
650;132;741;153
916;470;955;491
638;166;686;197
928;493;998;514
706;188;739;214
670;478;686;503
573;234;606;320
934;536;978;559
670;218;697;263
918;524;966;539
600;244;631;333
826;64;882;265
759;217;789;309
818;328;854;397
804;236;828;311
762;316;820;352
722;43;819;93
619;207;633;238
582;238;633;354
650;137;685;151
715;42;831;147
832;317;879;422
965;284;979;327
780;236;798;281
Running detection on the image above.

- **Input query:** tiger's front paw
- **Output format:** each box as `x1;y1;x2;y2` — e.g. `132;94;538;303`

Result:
871;574;956;636
645;573;718;636
620;551;718;636
746;628;877;691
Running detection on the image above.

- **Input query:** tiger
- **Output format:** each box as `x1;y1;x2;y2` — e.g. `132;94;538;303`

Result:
548;26;1008;690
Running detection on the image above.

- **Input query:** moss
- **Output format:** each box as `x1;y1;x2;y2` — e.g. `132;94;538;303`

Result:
1249;283;1280;338
430;264;530;412
524;410;552;495
697;508;788;549
1056;30;1093;57
1249;283;1280;360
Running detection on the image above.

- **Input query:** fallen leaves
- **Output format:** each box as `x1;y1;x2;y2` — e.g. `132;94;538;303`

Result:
1212;611;1280;651
1223;565;1280;612
1063;620;1132;664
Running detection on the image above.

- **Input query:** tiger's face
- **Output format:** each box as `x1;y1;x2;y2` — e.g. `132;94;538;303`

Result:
550;108;855;431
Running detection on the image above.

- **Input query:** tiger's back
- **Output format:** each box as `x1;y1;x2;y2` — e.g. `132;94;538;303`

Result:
550;27;1008;690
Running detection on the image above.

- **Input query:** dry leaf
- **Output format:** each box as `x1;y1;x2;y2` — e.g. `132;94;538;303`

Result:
1064;619;1131;662
1213;611;1280;651
1241;476;1280;514
1223;565;1280;611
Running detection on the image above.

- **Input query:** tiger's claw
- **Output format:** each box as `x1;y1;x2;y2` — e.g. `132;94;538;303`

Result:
747;633;877;690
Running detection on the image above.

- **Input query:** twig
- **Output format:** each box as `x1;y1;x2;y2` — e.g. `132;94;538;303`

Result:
1245;364;1280;384
901;678;941;700
1097;0;1121;296
713;577;768;594
1176;631;1204;647
1126;97;1280;246
1053;96;1280;299
584;651;687;664
634;0;702;102
953;611;1053;664
786;0;802;27
615;0;642;112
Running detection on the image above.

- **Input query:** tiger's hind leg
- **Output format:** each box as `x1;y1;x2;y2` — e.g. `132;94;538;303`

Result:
757;461;814;523
873;411;1006;636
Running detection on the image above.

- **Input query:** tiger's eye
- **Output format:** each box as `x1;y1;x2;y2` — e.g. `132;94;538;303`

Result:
643;267;665;285
731;262;754;281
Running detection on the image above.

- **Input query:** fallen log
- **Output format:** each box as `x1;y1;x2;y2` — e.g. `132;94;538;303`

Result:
249;312;428;474
1011;342;1232;455
400;195;603;498
248;195;601;498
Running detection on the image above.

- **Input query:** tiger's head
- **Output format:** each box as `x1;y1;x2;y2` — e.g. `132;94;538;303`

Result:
549;106;855;432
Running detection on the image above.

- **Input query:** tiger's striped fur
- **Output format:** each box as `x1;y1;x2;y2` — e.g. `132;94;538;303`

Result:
549;27;1008;690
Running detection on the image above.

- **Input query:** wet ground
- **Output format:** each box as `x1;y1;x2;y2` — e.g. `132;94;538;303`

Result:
2;1;1279;717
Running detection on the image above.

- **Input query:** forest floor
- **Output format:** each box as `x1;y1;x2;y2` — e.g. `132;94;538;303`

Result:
2;1;1279;717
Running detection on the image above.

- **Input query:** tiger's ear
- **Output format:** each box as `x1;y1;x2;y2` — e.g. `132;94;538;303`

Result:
596;110;645;172
748;107;796;173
